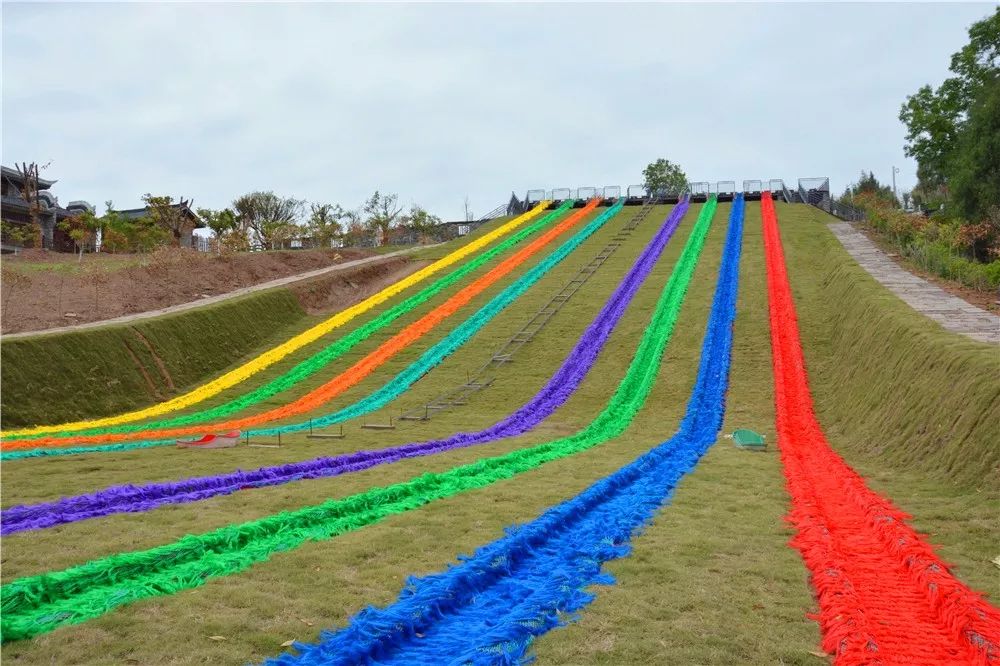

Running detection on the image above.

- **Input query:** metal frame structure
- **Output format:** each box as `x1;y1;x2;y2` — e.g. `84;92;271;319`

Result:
551;187;572;202
625;184;647;205
716;181;737;202
767;179;790;202
742;180;762;201
797;177;830;208
526;189;547;205
575;186;598;207
688;182;711;203
602;185;622;206
399;199;659;423
649;187;682;204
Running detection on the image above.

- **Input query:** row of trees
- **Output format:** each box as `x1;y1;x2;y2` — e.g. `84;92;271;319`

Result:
32;190;444;257
198;190;442;252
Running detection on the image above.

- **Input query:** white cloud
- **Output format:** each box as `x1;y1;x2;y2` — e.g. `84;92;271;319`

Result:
2;2;992;218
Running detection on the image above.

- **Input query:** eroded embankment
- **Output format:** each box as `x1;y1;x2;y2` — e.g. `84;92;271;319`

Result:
782;203;999;488
0;256;420;429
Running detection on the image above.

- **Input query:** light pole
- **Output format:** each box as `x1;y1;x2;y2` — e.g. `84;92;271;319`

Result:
892;166;900;202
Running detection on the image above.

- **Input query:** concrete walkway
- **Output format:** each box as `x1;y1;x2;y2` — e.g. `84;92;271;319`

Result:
828;222;999;345
3;244;438;340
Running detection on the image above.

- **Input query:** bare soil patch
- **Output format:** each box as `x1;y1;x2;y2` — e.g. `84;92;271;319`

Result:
1;247;385;334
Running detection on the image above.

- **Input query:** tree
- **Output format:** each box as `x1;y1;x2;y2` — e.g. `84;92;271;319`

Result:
58;208;101;260
642;158;688;194
198;207;236;237
142;193;194;246
232;191;304;250
899;8;999;189
197;207;240;252
362;190;403;245
463;196;474;222
0;221;33;248
948;75;1000;228
342;213;368;246
403;205;442;236
99;200;166;254
839;171;901;210
14;161;49;248
306;203;346;248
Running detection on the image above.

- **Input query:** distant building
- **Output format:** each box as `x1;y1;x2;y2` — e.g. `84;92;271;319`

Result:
112;202;204;249
1;165;93;252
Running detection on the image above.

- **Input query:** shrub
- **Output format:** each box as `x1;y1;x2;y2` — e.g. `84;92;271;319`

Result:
848;192;1000;291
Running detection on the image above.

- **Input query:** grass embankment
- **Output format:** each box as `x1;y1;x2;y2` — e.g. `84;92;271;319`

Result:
1;202;994;664
0;290;308;428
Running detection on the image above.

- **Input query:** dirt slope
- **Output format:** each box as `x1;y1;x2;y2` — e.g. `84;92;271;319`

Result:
1;247;381;334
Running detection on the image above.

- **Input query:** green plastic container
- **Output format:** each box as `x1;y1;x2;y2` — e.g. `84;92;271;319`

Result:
732;429;766;450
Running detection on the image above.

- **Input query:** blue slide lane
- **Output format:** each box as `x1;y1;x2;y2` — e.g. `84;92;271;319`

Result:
263;195;745;666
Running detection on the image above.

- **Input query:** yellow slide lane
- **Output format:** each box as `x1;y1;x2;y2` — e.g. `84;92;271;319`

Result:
3;202;551;437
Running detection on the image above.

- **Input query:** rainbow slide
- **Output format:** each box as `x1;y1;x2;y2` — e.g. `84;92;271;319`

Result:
0;201;552;439
0;199;719;641
1;200;688;533
260;196;746;666
5;198;613;454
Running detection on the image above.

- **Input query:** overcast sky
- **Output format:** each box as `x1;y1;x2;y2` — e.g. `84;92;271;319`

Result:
2;2;994;220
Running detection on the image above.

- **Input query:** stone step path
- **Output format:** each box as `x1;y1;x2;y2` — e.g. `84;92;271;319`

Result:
828;222;999;344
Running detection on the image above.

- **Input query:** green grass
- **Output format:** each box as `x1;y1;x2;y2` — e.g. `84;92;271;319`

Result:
784;204;1000;488
0;289;310;428
0;202;995;664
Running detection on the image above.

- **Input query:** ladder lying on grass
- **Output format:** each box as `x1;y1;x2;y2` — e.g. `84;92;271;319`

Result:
399;198;659;422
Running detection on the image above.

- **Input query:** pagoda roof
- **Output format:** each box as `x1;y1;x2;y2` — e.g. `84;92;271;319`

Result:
1;165;57;190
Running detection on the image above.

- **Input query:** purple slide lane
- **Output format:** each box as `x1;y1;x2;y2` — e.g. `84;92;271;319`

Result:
2;200;690;536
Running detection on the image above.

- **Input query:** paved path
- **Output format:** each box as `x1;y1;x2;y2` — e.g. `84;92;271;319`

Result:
828;222;999;344
2;244;438;340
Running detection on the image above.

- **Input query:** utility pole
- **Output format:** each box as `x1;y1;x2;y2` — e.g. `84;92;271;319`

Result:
892;166;900;202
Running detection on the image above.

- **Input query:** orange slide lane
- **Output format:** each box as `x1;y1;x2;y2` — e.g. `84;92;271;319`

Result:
17;199;601;450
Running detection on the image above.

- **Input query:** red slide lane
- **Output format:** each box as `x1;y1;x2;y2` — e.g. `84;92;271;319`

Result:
762;192;999;665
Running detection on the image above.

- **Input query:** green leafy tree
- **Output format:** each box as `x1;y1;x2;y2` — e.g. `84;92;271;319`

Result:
0;220;33;248
58;209;101;260
141;193;195;246
197;207;241;252
403;205;441;235
198;207;236;237
97;201;161;253
853;170;899;207
899;8;999;189
949;76;1000;224
642;158;688;194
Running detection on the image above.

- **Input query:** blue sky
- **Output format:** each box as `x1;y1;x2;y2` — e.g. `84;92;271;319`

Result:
2;2;994;220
